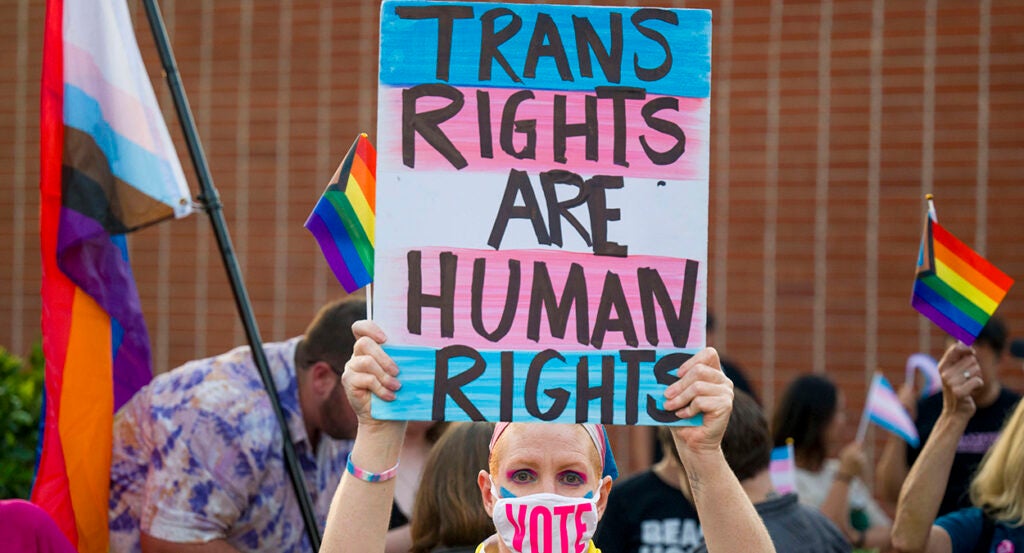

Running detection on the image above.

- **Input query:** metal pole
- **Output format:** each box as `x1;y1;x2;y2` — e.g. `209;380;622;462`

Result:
139;1;322;549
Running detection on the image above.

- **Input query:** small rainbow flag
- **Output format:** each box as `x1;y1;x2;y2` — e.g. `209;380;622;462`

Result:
306;134;376;293
912;204;1013;345
859;372;919;447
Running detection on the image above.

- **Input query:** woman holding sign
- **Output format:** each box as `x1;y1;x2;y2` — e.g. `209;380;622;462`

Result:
321;320;775;553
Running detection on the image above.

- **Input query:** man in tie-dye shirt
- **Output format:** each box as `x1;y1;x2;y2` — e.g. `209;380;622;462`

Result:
109;298;365;552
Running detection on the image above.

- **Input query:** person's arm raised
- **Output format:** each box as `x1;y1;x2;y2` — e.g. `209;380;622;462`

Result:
322;320;407;553
891;343;980;553
665;348;775;553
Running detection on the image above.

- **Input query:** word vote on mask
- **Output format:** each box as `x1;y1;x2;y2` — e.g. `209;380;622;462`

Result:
491;488;600;553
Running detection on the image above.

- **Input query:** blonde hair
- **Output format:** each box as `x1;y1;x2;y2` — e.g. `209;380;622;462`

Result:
969;400;1024;527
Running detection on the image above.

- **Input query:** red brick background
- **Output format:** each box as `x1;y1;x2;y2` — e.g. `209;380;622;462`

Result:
1;0;1022;476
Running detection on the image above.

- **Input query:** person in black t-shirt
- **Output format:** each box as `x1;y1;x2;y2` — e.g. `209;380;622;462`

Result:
695;391;849;553
877;317;1021;517
595;428;703;553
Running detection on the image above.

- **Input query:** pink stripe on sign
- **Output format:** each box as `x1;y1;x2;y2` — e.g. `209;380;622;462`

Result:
375;247;705;351
380;86;709;181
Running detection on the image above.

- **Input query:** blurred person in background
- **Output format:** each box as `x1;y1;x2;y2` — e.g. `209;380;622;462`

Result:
595;426;702;553
891;343;1024;553
695;390;850;553
409;422;495;553
387;421;449;553
109;298;365;553
877;318;1021;517
772;374;891;551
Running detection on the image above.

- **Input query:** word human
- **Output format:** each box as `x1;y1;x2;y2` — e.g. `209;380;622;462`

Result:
407;250;699;349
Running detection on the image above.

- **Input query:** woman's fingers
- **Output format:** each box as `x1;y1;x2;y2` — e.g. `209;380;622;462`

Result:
352;335;399;377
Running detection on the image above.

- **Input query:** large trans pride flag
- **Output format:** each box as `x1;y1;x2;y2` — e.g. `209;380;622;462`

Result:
373;2;711;425
37;0;191;550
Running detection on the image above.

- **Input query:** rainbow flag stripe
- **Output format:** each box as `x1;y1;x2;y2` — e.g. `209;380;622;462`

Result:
36;0;191;550
913;216;1014;345
306;134;376;293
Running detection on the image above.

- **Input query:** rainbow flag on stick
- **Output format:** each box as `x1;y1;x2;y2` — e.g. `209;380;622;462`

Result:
912;197;1013;345
37;0;192;550
306;134;376;293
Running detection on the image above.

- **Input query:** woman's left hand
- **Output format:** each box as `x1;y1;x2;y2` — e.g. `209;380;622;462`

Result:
663;348;735;458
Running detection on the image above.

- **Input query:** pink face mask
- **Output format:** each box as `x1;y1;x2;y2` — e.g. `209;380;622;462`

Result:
490;479;601;553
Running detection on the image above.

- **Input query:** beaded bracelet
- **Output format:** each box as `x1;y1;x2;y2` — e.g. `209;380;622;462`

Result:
346;453;399;483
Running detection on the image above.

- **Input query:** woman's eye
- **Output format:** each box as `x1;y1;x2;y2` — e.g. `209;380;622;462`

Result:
510;470;535;483
559;471;585;486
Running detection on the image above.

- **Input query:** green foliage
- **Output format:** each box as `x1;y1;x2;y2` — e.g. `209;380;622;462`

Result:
0;344;44;499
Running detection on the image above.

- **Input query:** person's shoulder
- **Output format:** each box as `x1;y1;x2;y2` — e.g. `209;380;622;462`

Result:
935;506;984;545
761;495;850;551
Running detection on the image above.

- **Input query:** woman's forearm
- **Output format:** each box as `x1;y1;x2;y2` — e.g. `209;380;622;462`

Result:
818;478;853;537
322;422;407;553
682;448;775;553
891;415;967;553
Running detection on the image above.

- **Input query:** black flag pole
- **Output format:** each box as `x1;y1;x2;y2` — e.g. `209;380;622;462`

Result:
140;1;322;549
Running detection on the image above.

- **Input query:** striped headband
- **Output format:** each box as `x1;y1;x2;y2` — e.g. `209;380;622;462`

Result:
489;422;619;480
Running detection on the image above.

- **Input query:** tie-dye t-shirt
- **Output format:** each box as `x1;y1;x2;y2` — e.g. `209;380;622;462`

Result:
109;338;351;552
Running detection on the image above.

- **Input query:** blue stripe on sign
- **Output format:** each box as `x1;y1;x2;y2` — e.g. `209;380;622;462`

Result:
371;344;704;426
379;1;711;98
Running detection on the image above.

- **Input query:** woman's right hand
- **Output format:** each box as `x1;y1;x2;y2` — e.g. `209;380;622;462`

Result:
837;441;866;481
937;342;982;420
343;320;402;427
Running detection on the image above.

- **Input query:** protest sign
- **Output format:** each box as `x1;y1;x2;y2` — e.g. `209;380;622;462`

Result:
372;1;711;424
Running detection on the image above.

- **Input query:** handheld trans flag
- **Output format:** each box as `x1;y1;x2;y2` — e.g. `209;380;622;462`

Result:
769;439;797;495
912;196;1013;345
856;372;919;447
905;353;941;399
305;133;377;293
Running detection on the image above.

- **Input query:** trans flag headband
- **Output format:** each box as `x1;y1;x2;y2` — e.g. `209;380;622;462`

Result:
489;422;619;480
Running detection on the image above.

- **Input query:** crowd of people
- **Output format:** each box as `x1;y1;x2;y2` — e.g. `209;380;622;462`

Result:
108;307;1023;553
7;297;1020;553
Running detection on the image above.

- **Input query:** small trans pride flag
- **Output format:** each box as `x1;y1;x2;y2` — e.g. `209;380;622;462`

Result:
769;439;797;495
858;372;920;447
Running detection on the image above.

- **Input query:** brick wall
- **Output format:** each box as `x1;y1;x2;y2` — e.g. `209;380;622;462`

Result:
1;0;1022;475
